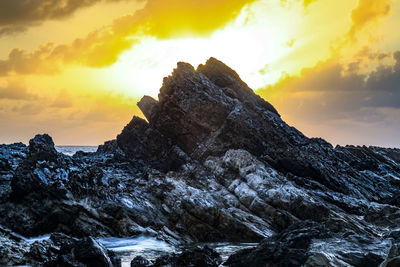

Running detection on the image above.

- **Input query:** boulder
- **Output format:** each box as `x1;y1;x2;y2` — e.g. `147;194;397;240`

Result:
134;246;222;267
28;134;58;161
224;221;332;267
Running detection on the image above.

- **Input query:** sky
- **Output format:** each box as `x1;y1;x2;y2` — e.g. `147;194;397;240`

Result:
0;0;399;147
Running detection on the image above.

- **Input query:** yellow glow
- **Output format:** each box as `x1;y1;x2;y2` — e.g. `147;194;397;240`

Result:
101;1;300;97
100;0;360;98
1;0;399;145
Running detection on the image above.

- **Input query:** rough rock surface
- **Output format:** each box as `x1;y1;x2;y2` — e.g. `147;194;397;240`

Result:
131;246;222;267
0;58;400;266
224;220;332;267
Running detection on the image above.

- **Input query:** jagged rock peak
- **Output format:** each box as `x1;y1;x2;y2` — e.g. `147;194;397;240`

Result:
125;58;290;165
138;57;281;124
137;95;159;122
197;57;248;88
154;57;279;116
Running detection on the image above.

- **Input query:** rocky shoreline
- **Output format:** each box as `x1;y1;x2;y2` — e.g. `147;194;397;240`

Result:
1;58;400;266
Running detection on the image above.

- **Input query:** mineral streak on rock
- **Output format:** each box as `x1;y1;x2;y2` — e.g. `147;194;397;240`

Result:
0;58;400;266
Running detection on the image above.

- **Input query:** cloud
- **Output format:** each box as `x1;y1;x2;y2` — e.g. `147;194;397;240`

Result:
51;90;74;108
347;0;392;40
262;49;400;108
0;0;136;37
128;0;257;38
0;90;142;145
0;0;255;75
11;103;44;115
258;49;400;146
0;26;26;37
0;80;36;100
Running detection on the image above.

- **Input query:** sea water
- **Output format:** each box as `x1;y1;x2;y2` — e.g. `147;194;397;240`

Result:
99;237;256;267
23;234;255;266
56;146;98;156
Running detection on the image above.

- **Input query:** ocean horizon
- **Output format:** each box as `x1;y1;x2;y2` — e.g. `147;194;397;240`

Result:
55;145;98;156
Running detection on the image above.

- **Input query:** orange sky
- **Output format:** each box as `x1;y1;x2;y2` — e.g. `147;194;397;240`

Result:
0;0;399;146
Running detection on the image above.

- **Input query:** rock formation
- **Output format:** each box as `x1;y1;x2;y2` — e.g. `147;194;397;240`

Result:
0;58;400;266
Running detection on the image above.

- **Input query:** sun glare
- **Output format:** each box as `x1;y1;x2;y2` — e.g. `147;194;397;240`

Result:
103;1;299;98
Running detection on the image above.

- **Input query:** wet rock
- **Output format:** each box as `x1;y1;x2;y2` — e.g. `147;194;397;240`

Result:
0;226;28;266
27;233;114;267
304;233;390;267
150;246;222;267
29;134;58;162
0;143;28;200
131;256;151;267
10;134;71;202
73;237;113;267
224;221;332;267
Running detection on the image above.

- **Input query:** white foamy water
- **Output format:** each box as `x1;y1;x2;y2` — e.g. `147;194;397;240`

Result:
98;236;175;267
98;237;256;267
56;146;98;156
24;234;51;244
21;234;255;267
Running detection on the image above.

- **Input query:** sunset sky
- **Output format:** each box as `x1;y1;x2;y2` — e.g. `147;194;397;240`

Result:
0;0;399;147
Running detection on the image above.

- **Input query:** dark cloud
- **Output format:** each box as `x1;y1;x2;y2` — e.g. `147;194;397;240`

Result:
0;0;135;37
265;49;400;99
0;26;26;37
259;49;400;146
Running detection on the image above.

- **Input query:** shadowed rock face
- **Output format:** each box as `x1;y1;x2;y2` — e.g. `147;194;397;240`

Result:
1;58;400;266
117;116;187;171
224;221;332;267
132;58;287;161
28;134;58;162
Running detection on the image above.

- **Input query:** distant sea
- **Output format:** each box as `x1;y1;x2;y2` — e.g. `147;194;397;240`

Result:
55;146;98;156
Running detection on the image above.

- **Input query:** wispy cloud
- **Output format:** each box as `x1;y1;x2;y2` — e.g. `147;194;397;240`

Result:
0;80;37;100
0;0;255;75
347;0;392;40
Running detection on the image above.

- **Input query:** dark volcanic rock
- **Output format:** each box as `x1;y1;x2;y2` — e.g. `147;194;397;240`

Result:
131;256;151;267
117;116;188;171
0;225;28;266
197;57;279;116
26;233;114;267
10;134;71;202
135;59;296;162
132;246;222;267
29;134;58;161
224;221;331;267
0;58;400;266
